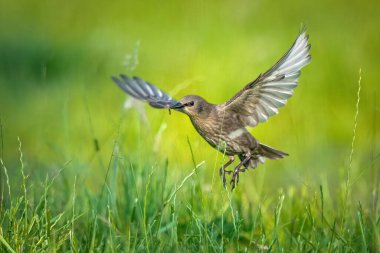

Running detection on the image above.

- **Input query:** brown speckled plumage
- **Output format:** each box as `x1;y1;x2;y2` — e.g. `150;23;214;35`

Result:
112;31;311;190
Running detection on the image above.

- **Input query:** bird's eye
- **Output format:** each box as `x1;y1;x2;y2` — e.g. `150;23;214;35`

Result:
184;101;194;107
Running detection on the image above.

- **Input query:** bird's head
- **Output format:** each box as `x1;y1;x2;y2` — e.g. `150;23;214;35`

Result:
170;95;212;118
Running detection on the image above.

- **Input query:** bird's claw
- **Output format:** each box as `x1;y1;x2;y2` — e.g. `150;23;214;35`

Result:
219;168;232;188
230;168;246;191
219;155;250;190
230;172;238;191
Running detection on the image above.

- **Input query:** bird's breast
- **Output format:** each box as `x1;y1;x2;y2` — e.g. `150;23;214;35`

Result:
189;114;257;155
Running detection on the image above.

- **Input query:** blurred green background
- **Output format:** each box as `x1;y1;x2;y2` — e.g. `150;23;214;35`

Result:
0;0;379;200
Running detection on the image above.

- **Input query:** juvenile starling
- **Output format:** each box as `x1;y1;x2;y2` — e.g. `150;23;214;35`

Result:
112;31;311;190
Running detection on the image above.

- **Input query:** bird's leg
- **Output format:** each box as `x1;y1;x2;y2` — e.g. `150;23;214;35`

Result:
231;155;251;190
219;156;235;188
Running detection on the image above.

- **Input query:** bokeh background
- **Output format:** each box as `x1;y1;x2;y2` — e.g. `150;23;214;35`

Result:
0;0;379;210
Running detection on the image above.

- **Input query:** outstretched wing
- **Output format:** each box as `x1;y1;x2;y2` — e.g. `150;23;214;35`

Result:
220;32;311;127
112;74;177;108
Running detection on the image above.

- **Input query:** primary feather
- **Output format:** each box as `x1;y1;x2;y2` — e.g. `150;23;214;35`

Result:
221;32;311;127
112;75;177;109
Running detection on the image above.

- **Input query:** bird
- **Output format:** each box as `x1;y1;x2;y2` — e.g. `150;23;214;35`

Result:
112;31;311;190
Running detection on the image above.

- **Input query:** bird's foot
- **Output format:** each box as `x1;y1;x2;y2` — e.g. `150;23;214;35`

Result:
230;167;247;191
219;167;232;188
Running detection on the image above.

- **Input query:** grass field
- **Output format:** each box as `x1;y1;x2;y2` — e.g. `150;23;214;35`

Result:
1;0;379;252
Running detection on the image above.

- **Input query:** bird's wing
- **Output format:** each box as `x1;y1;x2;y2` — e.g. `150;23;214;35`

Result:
220;32;311;127
112;75;177;109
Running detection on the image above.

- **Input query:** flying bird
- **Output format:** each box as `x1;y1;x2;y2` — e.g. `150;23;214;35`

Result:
112;31;311;190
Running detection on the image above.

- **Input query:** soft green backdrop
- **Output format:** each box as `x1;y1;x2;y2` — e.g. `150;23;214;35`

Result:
0;0;379;203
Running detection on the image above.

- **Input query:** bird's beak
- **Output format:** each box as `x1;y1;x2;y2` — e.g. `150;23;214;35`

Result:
169;102;184;109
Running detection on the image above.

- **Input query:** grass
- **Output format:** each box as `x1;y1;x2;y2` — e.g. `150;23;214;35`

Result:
0;71;379;252
1;153;378;252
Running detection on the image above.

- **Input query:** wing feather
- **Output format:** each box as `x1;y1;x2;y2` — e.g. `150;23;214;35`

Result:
112;75;177;109
220;31;311;127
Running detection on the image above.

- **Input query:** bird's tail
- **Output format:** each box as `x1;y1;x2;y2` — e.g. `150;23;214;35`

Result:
258;143;288;160
239;143;288;169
